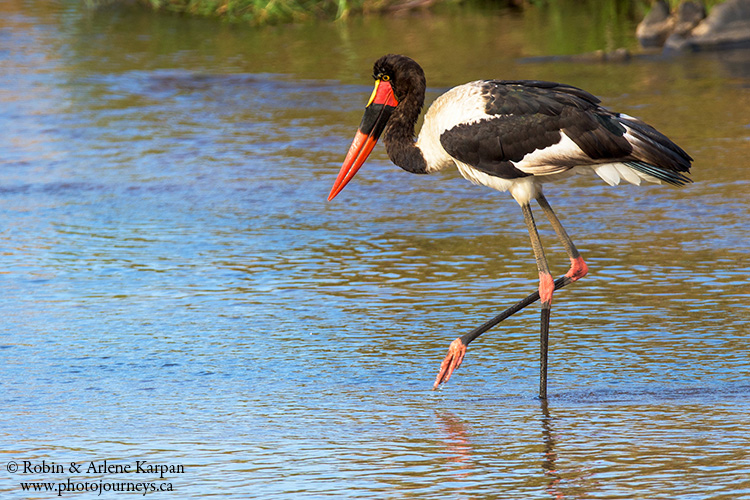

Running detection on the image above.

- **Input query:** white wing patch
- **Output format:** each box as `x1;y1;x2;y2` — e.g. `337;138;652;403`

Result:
594;162;661;186
511;133;585;176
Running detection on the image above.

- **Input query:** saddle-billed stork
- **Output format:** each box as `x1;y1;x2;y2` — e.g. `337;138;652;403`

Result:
327;54;692;398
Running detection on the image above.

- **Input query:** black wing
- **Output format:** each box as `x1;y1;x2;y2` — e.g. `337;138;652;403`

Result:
439;80;640;179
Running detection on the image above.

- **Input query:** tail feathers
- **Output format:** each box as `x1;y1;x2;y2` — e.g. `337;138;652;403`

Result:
624;160;693;186
617;114;693;181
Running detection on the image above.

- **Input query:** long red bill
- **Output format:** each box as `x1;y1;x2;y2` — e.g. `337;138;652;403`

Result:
327;79;398;201
327;130;378;201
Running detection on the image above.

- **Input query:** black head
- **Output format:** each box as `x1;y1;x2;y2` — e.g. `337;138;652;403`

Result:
327;54;428;200
373;54;426;103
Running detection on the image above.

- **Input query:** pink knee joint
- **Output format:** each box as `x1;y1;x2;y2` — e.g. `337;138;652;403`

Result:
566;256;588;281
539;273;555;304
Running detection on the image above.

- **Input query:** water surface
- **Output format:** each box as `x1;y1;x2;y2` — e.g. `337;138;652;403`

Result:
1;1;749;498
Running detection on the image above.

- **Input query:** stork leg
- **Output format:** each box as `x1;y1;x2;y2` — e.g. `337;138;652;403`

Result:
433;197;588;395
520;202;554;399
536;194;588;282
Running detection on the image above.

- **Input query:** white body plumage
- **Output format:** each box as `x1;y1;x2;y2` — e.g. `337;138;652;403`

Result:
416;82;664;206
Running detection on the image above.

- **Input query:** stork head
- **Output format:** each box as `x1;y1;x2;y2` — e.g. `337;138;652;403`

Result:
327;54;425;201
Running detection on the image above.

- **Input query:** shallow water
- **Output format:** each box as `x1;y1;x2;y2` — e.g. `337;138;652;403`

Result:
1;1;749;498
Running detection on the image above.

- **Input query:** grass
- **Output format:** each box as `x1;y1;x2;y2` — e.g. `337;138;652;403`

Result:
135;0;528;25
133;0;727;27
137;0;429;24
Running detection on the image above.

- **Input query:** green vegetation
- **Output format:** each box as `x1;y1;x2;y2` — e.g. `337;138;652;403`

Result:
134;0;726;27
136;0;448;24
139;0;337;24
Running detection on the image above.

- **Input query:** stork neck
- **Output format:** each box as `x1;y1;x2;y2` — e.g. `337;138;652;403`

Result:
383;92;428;174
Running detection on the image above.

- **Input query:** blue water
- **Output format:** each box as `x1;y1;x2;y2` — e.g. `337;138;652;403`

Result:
1;2;750;498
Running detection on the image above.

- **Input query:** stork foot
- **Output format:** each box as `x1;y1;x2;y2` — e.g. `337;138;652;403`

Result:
434;338;467;389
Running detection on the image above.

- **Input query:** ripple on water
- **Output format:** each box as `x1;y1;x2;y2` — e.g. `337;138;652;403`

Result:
2;4;750;499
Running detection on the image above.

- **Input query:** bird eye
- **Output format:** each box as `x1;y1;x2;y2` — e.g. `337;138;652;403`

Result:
381;75;390;81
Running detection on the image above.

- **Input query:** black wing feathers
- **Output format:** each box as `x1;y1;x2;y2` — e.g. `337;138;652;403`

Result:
439;80;692;182
440;115;560;179
564;110;632;161
488;82;627;159
617;114;692;173
484;80;601;114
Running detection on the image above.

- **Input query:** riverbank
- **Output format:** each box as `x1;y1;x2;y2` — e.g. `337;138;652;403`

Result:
134;0;457;25
127;0;674;27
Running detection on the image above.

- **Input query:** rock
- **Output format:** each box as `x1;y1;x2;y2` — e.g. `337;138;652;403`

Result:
576;48;631;63
677;0;750;50
638;1;707;49
638;0;750;52
636;0;675;48
673;1;706;36
517;48;632;65
662;1;707;51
